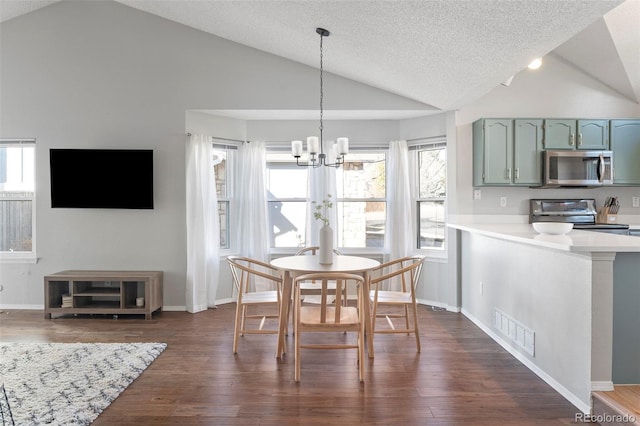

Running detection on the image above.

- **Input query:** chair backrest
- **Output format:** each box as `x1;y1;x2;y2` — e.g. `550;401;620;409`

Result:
295;246;343;256
227;256;282;295
370;255;425;293
293;272;364;324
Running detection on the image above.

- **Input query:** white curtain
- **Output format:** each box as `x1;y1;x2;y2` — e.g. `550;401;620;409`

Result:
308;143;338;246
186;134;220;312
387;140;413;286
236;141;269;261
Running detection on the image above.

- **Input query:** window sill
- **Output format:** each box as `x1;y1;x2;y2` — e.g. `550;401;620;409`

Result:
0;254;39;264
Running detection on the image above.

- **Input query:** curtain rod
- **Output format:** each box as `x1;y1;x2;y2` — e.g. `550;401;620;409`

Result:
406;135;446;143
186;133;246;144
185;134;444;145
0;138;36;144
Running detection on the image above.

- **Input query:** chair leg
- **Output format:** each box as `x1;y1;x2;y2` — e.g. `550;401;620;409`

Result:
412;302;421;353
403;304;410;335
358;328;365;382
233;301;243;354
294;294;301;382
370;297;378;334
240;305;247;336
286;295;292;336
358;289;365;382
282;300;287;354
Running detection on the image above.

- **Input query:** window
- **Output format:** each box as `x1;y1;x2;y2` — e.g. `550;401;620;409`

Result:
0;139;36;259
212;143;235;249
336;152;386;249
266;153;308;248
265;148;388;251
415;143;446;249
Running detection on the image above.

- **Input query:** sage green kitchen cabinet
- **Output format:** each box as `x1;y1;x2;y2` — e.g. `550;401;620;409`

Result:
611;119;640;185
578;120;609;149
544;119;608;150
473;118;542;186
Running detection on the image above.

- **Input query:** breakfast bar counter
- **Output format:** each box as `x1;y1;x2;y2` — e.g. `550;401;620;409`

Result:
448;222;640;253
448;221;640;414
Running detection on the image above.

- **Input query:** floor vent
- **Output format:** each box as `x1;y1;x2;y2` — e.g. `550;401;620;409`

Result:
494;308;535;356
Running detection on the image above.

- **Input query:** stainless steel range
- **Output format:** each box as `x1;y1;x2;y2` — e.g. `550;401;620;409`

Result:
529;199;630;235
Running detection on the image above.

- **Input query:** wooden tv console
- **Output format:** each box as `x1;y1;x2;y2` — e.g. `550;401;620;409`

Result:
44;270;163;320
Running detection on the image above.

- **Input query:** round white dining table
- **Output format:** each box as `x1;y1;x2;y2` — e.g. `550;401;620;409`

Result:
270;254;380;359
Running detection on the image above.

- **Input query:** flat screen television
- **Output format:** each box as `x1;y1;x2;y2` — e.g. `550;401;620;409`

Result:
50;149;154;209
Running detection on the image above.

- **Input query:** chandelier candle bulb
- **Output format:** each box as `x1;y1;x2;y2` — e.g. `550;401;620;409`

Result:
307;136;320;155
291;140;303;157
337;137;349;155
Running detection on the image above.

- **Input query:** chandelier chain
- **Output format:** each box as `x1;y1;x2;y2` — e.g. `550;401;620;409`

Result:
319;32;324;147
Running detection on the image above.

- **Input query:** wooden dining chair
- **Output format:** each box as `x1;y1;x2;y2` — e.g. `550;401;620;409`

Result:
293;272;366;382
294;246;345;304
368;255;426;352
227;256;283;354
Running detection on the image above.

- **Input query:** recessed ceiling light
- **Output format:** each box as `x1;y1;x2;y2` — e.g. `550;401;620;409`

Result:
528;58;542;70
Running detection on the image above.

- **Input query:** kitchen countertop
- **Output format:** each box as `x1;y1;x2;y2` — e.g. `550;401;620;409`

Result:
448;222;640;253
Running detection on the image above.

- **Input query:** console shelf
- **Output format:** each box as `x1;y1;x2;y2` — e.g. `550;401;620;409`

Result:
44;270;163;320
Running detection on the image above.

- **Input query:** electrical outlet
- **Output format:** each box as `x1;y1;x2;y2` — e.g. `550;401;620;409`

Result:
500;196;507;207
633;197;639;208
474;189;482;200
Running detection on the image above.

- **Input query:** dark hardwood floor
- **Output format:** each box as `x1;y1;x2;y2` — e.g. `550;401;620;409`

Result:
0;304;582;425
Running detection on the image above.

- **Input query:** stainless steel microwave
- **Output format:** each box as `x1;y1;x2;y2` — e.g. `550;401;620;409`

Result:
542;150;613;188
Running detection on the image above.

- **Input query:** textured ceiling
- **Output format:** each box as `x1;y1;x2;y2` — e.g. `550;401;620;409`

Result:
2;0;638;117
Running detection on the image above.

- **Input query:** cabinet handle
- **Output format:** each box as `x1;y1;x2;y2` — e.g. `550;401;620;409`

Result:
506;168;511;180
578;133;583;146
569;133;575;146
515;168;520;179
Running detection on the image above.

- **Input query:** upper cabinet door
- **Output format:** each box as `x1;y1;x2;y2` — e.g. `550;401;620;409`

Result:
544;119;576;149
482;119;513;185
577;120;609;150
513;119;543;185
611;120;640;185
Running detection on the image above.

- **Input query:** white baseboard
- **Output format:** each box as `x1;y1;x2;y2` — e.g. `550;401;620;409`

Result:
416;298;460;312
162;305;187;312
591;381;615;392
461;308;591;414
0;304;43;310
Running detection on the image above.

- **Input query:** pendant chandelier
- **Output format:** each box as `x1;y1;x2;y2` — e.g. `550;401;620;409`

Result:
291;28;348;168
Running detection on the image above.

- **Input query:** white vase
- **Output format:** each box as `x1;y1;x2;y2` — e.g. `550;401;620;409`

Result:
319;224;333;265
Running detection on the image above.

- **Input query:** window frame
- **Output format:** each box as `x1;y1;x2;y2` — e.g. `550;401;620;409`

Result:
411;140;447;254
335;148;387;254
212;141;238;254
0;139;37;263
265;151;310;252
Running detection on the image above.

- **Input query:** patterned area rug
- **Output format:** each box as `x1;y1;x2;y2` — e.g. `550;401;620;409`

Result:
0;342;167;425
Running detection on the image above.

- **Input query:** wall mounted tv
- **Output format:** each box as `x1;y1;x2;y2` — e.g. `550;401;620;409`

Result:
50;149;154;209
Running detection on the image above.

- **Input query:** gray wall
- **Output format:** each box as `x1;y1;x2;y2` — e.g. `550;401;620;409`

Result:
187;111;450;306
2;0;639;311
0;0;429;309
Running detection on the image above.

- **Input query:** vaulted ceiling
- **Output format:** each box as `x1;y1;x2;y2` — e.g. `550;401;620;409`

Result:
2;0;638;115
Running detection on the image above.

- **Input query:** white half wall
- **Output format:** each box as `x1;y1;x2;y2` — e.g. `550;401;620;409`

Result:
459;231;593;411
